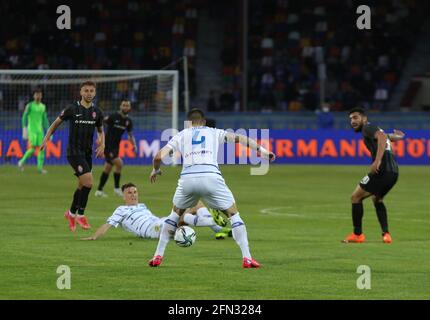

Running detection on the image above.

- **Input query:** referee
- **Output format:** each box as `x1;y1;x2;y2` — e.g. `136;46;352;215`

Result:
41;81;105;232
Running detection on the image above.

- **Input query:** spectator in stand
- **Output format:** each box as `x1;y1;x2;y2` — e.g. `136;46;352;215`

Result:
219;89;236;111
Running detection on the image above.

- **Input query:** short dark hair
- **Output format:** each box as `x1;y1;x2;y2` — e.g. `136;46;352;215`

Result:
80;81;97;89
33;88;43;95
121;182;137;192
349;107;366;116
187;108;205;122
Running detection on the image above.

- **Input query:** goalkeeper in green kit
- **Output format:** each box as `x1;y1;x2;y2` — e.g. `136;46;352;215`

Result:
18;89;50;174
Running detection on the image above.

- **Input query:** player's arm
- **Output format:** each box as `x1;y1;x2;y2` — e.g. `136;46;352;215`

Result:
387;129;405;142
370;130;388;174
95;125;105;158
225;132;275;161
40;117;63;151
128;132;137;152
21;104;30;140
81;223;112;240
150;145;172;183
126;119;137;151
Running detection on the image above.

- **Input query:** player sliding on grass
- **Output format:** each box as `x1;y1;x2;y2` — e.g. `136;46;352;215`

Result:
81;183;231;240
95;99;137;198
148;108;275;268
343;107;404;244
18;88;50;174
41;81;104;232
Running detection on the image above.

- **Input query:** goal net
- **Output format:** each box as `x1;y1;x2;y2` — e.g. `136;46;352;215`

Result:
0;69;178;165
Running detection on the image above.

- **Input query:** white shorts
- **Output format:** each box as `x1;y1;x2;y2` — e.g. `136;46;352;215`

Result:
140;217;166;239
173;175;235;210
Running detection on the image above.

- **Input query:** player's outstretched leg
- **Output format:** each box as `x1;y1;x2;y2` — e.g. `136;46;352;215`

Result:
224;204;260;268
343;185;372;243
75;173;93;230
37;148;47;174
113;158;123;197
179;205;231;239
149;209;180;267
65;188;80;232
18;147;35;171
372;196;391;243
95;163;111;198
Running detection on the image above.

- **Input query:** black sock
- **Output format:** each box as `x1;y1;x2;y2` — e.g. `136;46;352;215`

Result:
77;186;91;215
98;172;109;191
113;172;121;189
352;203;364;235
374;202;389;234
70;189;81;214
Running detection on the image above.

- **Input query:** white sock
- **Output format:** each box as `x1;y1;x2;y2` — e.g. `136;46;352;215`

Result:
196;207;211;217
197;207;224;233
183;213;216;227
154;211;179;257
230;213;251;259
210;225;223;233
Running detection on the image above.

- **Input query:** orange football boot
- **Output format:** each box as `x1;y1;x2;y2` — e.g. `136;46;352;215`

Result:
382;232;392;244
64;211;76;232
76;215;91;230
342;233;366;243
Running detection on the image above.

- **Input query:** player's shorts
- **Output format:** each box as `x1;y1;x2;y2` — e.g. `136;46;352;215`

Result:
67;154;93;177
28;131;44;147
140;217;166;239
173;175;235;210
104;149;119;165
359;171;398;198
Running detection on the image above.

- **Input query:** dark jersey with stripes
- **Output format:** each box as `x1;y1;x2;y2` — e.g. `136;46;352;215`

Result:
362;123;399;174
104;112;133;151
59;101;104;157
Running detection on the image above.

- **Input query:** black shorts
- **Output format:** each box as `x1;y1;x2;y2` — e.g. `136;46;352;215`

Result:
67;155;92;177
359;171;398;198
104;149;120;165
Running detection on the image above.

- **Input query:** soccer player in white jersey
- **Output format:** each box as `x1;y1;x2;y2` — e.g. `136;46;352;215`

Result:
81;183;230;241
148;108;275;268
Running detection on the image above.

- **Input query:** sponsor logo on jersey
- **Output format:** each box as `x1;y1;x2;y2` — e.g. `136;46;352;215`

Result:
75;120;96;125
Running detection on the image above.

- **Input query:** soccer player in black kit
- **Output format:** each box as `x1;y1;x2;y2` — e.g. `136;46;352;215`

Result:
95;99;137;198
343;108;405;244
41;81;105;232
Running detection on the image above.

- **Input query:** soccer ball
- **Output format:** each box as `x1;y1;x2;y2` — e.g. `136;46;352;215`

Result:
174;226;196;247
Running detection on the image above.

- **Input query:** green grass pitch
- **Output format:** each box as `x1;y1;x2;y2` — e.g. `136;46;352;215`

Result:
0;164;429;299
